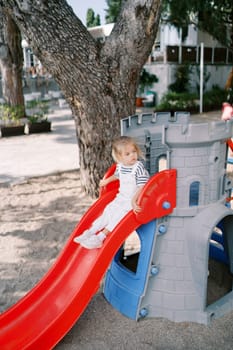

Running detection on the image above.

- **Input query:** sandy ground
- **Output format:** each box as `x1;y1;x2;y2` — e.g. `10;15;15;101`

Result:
0;171;92;310
0;170;233;349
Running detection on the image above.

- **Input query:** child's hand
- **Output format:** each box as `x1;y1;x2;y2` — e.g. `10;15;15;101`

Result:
99;175;117;187
99;178;108;187
132;199;142;213
131;186;144;213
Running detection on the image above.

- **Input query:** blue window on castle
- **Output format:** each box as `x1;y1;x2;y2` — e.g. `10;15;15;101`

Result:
189;181;200;206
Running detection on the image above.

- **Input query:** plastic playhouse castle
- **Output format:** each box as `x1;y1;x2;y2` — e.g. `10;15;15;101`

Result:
104;111;233;325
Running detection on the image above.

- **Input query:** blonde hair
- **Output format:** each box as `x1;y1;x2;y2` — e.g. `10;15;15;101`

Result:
111;136;144;162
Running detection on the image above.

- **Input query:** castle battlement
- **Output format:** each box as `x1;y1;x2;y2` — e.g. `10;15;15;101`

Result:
122;112;233;144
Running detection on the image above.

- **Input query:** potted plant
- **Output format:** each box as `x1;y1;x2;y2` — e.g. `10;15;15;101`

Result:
136;68;158;107
0;104;25;137
25;115;51;134
25;100;51;134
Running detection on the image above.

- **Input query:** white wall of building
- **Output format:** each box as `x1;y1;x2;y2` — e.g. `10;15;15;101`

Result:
159;23;198;50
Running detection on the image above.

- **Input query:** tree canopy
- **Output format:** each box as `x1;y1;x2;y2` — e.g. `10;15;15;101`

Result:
162;0;233;49
86;8;101;27
105;0;122;24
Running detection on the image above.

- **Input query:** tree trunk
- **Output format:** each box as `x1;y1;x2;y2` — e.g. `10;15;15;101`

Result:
0;0;162;197
72;81;136;197
0;11;25;115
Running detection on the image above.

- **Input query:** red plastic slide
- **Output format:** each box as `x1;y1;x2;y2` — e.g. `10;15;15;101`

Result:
227;138;233;152
0;169;176;350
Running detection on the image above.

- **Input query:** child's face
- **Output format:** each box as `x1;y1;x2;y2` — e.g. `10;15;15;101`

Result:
118;143;138;166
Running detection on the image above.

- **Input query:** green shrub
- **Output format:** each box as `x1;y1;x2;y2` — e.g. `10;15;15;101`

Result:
138;69;159;95
169;64;192;93
157;91;198;111
156;86;227;112
0;104;24;125
26;99;49;120
203;85;227;107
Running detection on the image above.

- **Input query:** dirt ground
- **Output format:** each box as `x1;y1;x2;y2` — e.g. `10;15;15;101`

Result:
1;170;233;350
0;170;93;311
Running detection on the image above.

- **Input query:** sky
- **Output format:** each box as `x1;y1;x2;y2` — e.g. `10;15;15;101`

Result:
66;0;106;26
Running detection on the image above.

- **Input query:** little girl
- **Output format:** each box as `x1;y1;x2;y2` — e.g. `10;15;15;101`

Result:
73;136;150;249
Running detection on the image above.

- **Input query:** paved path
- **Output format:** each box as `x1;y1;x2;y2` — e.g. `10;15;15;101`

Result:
0;106;78;185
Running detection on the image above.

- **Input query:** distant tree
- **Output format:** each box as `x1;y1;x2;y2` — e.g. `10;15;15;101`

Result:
95;14;101;26
0;9;25;115
105;0;122;24
86;8;101;28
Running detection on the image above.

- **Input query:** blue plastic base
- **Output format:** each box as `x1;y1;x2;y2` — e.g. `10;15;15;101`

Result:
209;221;229;264
104;220;156;320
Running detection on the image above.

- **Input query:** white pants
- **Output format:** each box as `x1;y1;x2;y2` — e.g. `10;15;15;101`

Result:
90;195;131;233
90;162;139;233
